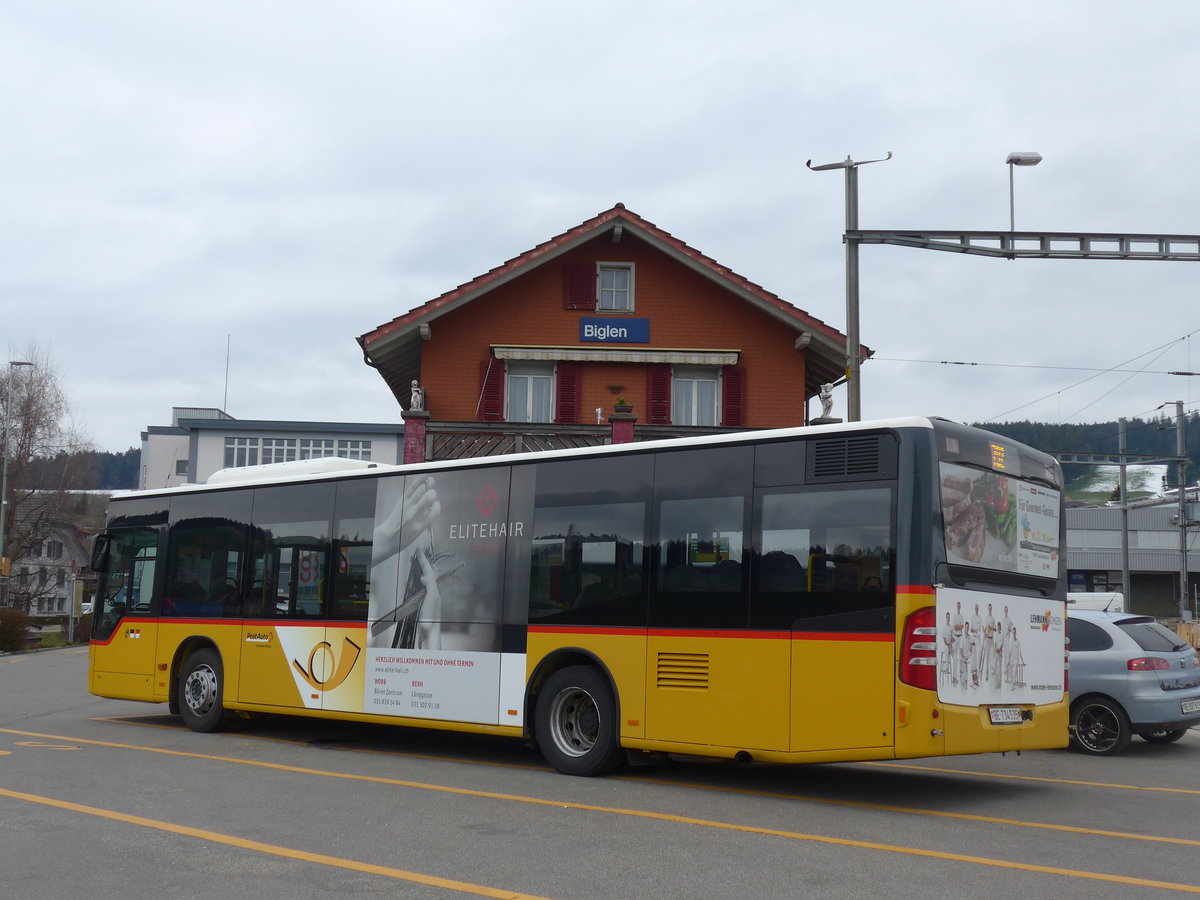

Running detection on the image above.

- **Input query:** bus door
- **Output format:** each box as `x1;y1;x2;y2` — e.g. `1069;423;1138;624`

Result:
239;483;336;711
757;485;895;753
644;482;791;753
90;525;161;698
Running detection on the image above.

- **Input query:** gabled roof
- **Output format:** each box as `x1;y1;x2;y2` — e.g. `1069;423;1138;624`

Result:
358;203;862;401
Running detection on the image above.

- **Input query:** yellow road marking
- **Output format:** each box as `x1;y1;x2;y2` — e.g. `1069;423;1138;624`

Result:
93;714;551;771
863;760;1200;796
2;726;1199;892
622;773;1200;848
0;785;554;900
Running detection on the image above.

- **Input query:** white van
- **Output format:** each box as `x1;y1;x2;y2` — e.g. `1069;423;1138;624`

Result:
1067;591;1125;613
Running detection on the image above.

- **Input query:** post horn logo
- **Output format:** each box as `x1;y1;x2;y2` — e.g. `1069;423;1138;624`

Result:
292;637;362;691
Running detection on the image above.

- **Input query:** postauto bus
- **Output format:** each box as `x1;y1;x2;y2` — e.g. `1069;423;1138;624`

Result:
89;417;1068;775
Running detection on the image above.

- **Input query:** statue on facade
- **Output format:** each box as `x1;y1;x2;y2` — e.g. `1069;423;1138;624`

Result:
819;383;834;419
409;380;425;412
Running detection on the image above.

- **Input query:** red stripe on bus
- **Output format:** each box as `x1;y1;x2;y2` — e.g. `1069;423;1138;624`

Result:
897;584;935;595
91;618;369;629
529;625;892;643
792;632;895;643
529;625;648;637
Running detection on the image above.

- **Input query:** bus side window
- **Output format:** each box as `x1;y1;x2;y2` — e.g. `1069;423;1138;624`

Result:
250;482;335;619
650;446;753;629
752;485;894;630
163;490;252;619
329;479;376;621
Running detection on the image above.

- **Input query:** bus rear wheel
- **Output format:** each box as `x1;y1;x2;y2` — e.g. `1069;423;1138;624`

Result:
179;648;227;733
535;666;622;776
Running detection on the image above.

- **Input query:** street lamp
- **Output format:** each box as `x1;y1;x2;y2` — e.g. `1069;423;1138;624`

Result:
1006;151;1043;231
1;360;34;598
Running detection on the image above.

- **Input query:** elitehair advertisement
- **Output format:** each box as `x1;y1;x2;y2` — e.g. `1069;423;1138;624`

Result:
935;586;1065;707
939;463;1060;578
364;471;528;725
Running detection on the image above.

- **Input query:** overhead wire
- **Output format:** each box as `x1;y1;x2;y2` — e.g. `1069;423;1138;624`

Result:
871;327;1200;423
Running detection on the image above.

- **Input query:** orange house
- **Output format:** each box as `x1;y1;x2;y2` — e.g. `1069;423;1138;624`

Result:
358;203;854;431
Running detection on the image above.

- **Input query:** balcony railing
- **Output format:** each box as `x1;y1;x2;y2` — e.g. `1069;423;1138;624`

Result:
425;421;756;460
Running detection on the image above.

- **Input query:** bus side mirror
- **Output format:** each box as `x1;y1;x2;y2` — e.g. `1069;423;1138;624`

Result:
90;535;111;572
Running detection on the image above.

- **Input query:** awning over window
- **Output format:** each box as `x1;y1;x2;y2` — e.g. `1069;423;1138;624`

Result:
491;346;740;365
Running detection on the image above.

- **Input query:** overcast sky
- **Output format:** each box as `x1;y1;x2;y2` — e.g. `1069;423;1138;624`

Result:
5;2;1200;452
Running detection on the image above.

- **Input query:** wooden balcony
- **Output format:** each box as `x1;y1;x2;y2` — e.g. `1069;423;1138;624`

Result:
424;420;757;460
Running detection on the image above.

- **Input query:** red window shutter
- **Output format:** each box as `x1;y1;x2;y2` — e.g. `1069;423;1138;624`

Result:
721;365;747;427
556;363;581;423
563;263;596;310
646;365;671;425
478;359;504;422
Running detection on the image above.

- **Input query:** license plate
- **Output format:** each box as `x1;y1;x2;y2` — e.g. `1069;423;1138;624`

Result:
1183;699;1200;715
988;706;1023;725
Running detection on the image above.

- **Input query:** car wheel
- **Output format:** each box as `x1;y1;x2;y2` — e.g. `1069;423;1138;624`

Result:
178;648;227;733
1140;728;1189;744
1070;697;1131;755
535;665;623;776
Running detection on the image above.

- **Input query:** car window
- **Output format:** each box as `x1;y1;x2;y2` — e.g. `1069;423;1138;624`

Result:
1116;619;1189;652
1066;617;1113;652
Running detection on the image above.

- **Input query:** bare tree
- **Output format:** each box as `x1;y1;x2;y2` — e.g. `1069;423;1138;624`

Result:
2;345;94;612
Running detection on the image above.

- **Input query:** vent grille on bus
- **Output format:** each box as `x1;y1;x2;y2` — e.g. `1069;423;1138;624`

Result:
806;434;901;483
656;652;709;690
812;436;881;477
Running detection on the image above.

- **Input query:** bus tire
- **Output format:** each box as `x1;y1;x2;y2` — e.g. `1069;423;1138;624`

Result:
179;648;227;733
1070;696;1131;755
535;665;622;776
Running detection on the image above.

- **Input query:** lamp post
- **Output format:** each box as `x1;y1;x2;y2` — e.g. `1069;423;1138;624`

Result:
1006;151;1042;231
1;360;34;602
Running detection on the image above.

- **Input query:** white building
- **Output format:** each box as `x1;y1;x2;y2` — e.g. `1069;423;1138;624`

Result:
140;408;405;489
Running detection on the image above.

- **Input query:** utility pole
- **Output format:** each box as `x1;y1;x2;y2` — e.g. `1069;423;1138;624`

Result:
1176;401;1190;619
1119;417;1130;605
806;153;891;422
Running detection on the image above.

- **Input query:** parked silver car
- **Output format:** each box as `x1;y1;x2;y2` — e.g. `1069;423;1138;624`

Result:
1067;609;1200;754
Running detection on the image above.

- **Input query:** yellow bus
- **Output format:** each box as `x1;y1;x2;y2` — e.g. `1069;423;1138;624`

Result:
89;417;1068;775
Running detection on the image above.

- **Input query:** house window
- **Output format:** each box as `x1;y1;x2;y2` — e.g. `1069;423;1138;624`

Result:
597;263;634;312
337;440;372;461
175;460;189;476
224;437;259;468
300;439;336;459
45;541;63;559
57;569;66;587
262;438;297;465
508;364;554;423
672;367;719;426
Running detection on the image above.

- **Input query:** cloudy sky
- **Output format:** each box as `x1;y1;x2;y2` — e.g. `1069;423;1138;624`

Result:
5;1;1200;451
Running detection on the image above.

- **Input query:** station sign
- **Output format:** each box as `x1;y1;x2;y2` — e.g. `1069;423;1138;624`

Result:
579;317;650;344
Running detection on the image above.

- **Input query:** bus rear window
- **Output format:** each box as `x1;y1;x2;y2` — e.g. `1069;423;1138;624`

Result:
939;462;1060;579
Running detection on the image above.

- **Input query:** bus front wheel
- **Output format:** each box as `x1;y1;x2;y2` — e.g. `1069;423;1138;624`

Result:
179;648;227;733
535;666;622;776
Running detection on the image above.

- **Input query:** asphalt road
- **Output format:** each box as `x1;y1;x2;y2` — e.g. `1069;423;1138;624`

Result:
3;647;1200;899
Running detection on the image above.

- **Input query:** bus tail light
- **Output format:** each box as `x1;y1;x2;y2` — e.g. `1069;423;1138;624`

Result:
900;606;938;691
